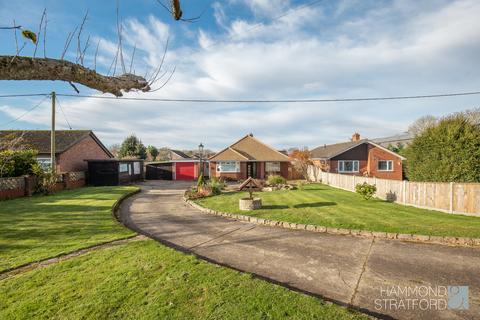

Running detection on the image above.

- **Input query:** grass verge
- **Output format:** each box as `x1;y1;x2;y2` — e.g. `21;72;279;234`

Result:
0;239;367;319
0;186;138;272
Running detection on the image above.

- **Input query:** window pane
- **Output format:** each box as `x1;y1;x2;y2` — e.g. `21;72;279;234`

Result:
266;162;280;172
217;161;238;173
354;161;358;172
378;161;388;170
378;160;392;171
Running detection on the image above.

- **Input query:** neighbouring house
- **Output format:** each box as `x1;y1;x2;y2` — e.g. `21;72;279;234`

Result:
145;149;209;181
209;134;291;181
0;130;113;172
311;133;406;180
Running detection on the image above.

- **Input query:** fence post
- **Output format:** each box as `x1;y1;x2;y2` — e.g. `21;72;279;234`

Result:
449;182;454;213
403;180;407;204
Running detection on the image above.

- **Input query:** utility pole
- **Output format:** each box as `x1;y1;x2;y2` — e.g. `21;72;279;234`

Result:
51;91;56;173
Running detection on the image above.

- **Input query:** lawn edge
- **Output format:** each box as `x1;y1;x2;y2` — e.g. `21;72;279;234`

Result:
0;235;146;280
184;197;480;248
0;187;141;275
111;186;141;224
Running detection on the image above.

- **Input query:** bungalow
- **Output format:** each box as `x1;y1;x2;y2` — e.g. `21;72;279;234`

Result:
209;134;291;180
0;130;113;172
310;133;406;180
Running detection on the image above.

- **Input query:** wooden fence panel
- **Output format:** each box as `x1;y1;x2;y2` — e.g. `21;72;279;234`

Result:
307;166;480;216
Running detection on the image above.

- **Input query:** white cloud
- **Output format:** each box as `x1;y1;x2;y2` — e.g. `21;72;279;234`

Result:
2;0;480;150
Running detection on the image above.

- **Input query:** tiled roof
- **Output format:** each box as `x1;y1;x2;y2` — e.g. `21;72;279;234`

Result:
311;138;406;160
0;130;111;156
210;134;291;162
170;150;192;160
310;139;367;159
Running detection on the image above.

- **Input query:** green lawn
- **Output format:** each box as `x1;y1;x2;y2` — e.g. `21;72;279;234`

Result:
0;239;366;320
0;186;138;272
195;183;480;238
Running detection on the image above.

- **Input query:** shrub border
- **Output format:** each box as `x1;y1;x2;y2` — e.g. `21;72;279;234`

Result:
184;197;480;248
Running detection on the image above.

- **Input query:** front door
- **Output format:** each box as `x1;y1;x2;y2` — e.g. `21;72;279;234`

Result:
247;162;257;178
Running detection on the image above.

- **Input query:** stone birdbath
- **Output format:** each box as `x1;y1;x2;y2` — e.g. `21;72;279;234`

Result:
238;177;262;211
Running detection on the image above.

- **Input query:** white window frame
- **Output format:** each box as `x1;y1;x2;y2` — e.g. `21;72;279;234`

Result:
216;161;240;173
36;157;52;170
265;161;281;172
119;163;129;173
377;160;393;171
338;160;359;173
133;162;141;174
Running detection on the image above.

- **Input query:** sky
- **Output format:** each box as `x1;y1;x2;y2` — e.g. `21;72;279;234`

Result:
0;0;479;151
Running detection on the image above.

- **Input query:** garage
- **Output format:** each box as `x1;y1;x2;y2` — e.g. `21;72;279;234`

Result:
146;163;173;180
175;162;196;180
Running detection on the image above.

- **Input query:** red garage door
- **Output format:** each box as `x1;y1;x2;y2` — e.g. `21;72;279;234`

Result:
175;162;196;180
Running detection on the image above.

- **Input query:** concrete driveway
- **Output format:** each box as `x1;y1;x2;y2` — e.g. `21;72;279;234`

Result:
119;181;479;320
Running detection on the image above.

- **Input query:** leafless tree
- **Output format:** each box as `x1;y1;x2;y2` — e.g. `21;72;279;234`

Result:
0;2;175;97
408;115;438;136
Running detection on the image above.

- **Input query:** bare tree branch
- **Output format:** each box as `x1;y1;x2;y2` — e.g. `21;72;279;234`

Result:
33;9;47;58
0;56;151;97
129;42;137;74
43;13;47;58
116;1;126;74
76;11;89;63
61;26;78;60
94;39;100;71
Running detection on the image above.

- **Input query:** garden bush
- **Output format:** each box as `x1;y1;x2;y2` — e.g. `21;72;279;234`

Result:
267;175;286;186
355;182;377;200
0;149;39;178
207;177;226;195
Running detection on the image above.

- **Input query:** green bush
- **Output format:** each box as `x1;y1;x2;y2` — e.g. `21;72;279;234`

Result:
0;149;39;178
355;182;377;200
207;177;226;195
405;113;480;182
35;170;58;195
267;175;286;186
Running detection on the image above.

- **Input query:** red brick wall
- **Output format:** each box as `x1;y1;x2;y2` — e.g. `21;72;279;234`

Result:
367;145;403;180
0;188;24;200
57;135;111;173
280;162;290;179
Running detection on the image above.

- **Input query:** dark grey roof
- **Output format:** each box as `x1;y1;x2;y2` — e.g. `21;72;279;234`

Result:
310;139;367;159
0;130;113;157
372;132;413;145
170;149;192;159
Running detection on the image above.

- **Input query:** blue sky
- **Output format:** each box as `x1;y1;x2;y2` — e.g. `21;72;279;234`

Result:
1;0;479;150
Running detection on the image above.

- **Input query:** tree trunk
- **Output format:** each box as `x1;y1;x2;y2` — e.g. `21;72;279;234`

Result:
0;56;150;97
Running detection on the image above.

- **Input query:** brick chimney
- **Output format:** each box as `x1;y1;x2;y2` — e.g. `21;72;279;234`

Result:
351;132;361;142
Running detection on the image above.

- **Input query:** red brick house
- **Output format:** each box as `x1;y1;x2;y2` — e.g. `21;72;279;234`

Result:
311;133;405;180
209;134;291;180
0;130;113;172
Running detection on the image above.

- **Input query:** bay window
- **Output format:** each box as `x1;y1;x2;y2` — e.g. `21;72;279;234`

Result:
216;161;240;173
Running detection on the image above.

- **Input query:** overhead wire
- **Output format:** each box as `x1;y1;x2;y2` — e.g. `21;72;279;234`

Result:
54;90;480;103
55;96;73;129
0;94;51;128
